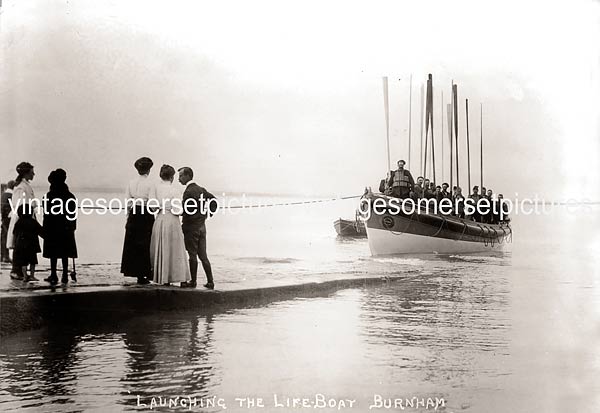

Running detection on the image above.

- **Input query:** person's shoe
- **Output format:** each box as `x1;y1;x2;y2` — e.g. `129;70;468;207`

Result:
203;283;215;290
61;275;69;284
180;281;197;288
163;283;171;286
137;277;150;285
70;271;77;282
10;272;24;280
25;275;39;282
45;272;58;283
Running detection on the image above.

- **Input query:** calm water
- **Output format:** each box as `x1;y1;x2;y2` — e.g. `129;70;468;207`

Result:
1;192;599;411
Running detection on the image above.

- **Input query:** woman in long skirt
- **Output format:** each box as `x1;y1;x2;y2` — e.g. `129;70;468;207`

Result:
7;162;36;280
150;165;191;285
121;157;156;284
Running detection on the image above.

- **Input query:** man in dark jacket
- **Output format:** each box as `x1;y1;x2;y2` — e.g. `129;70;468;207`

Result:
1;180;15;263
387;159;414;199
178;167;217;289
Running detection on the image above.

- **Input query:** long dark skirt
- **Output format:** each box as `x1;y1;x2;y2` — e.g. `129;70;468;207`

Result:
121;210;155;278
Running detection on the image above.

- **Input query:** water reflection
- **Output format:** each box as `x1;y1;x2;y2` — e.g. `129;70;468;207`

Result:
119;313;218;407
0;313;220;411
0;325;80;410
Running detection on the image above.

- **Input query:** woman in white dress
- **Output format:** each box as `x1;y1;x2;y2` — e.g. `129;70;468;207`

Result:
150;165;191;285
7;162;37;280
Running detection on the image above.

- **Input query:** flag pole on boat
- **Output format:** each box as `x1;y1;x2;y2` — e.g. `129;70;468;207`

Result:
408;74;413;169
466;98;471;195
382;76;391;173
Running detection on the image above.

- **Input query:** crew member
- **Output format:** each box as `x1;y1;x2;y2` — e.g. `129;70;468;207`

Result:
387;159;414;199
469;186;481;222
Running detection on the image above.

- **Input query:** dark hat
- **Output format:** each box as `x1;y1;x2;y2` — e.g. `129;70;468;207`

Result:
134;157;153;174
16;162;34;175
48;168;67;185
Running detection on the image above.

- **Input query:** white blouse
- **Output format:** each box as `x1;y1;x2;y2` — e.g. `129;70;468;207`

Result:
125;174;156;201
154;180;184;214
6;180;36;249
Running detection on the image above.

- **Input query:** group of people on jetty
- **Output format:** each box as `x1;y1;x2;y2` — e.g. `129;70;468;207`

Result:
379;159;509;224
1;158;217;289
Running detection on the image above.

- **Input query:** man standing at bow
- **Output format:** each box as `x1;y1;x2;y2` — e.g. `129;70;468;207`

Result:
387;159;415;199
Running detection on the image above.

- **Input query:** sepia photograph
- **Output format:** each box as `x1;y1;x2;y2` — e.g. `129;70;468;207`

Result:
1;0;599;411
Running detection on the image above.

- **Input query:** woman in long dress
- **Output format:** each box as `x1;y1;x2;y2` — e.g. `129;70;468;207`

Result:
121;157;156;284
150;165;191;285
7;162;36;280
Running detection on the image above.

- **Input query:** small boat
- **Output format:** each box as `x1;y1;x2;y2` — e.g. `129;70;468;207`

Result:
334;217;367;237
361;192;511;255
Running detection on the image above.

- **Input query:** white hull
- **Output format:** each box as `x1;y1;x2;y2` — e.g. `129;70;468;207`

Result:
366;226;506;255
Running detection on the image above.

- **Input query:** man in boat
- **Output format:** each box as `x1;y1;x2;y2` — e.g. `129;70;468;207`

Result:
428;182;436;199
387;159;414;199
422;179;433;199
469;186;482;222
483;188;494;223
434;185;443;204
411;176;424;200
379;170;394;195
485;189;498;224
453;187;466;218
441;183;451;200
495;193;510;223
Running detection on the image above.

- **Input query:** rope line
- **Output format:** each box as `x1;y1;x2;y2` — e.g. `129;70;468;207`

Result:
23;194;364;211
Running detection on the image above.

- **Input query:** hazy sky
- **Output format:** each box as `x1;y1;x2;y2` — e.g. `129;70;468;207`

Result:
1;0;599;199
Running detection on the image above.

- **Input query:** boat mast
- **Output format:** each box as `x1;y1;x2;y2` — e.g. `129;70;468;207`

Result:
480;102;483;191
466;98;471;195
419;83;425;177
441;91;444;184
447;102;453;189
423;78;428;180
422;75;436;184
408;74;413;169
453;83;459;189
428;74;436;184
382;76;391;173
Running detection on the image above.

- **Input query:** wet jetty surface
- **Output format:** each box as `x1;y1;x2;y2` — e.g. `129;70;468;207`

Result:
0;263;408;337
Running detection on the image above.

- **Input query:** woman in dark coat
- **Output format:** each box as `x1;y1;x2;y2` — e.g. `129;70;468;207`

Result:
120;157;155;284
43;169;78;285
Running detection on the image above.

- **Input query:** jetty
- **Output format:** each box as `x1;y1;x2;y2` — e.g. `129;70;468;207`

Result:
0;265;409;337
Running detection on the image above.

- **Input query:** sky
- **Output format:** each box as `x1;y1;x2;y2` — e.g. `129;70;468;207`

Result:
1;0;599;199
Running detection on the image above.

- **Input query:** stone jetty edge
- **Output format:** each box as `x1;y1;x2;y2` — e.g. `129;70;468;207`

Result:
0;275;405;337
